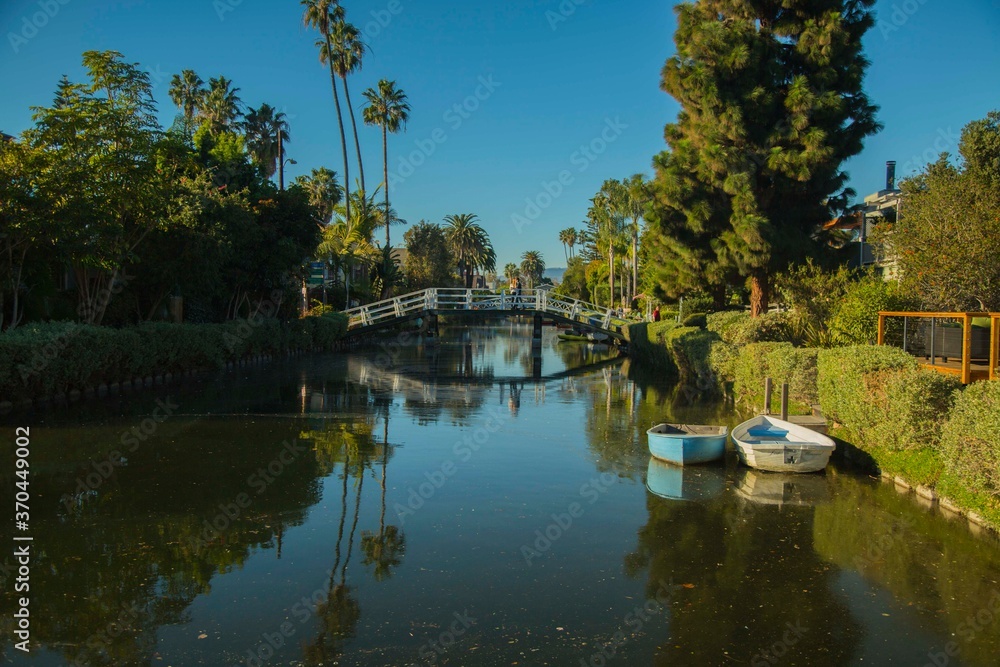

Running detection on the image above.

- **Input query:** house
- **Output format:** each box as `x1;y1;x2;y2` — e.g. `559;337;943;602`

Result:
825;161;902;278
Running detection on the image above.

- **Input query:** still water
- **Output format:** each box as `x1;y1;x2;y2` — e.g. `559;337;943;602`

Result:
2;324;1000;666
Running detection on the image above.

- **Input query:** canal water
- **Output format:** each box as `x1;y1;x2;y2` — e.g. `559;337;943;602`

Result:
2;324;1000;666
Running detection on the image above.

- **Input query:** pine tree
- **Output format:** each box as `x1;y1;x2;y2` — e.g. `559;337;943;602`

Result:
646;0;881;315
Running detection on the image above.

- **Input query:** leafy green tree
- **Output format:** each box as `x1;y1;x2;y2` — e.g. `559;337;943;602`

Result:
303;0;353;221
554;256;589;302
26;51;174;324
875;111;1000;311
519;250;545;289
402;221;455;289
168;69;205;140
319;190;380;304
0;138;49;330
444;213;495;288
647;0;881;316
363;79;410;248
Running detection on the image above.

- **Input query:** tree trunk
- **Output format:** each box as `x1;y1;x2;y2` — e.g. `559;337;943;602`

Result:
326;36;350;221
750;270;769;317
608;245;615;308
383;126;390;248
342;75;365;194
632;223;639;302
712;283;727;311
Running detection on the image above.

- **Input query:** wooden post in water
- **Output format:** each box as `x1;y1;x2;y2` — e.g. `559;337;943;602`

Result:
780;383;789;421
764;377;773;415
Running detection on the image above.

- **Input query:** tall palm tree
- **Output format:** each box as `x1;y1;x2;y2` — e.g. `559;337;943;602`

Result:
559;228;576;263
362;79;410;248
330;14;368;193
293;167;342;225
520;251;545;290
567;227;578;259
303;0;352;221
243;104;289;182
168;69;205;139
444;214;494;288
623;174;649;302
199;76;242;135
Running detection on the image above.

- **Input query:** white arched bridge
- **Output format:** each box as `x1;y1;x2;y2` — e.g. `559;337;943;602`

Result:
341;288;631;342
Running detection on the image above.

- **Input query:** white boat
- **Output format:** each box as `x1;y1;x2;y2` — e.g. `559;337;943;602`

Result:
731;415;836;473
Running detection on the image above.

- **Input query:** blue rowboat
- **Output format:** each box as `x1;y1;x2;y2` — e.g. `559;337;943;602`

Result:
646;423;728;466
645;457;727;501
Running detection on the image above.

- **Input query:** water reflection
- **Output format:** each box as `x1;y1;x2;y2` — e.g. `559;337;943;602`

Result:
3;327;1000;665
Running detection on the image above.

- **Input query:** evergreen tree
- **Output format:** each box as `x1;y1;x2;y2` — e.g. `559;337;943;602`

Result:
646;0;881;315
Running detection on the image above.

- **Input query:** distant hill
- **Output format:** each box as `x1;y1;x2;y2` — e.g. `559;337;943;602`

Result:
543;267;565;284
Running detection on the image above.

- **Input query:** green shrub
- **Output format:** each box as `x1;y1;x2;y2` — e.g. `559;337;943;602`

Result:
818;345;958;453
680;292;714;316
681;312;707;328
829;277;917;345
726;311;794;346
940;382;1000;500
625;321;680;374
708;340;739;384
0;314;350;401
818;346;917;426
664;326;720;392
706;310;749;344
732;342;818;413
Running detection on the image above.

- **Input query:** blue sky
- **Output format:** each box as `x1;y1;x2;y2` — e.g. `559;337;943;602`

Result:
2;0;999;270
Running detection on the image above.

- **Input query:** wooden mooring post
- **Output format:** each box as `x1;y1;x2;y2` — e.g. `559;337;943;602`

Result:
780;383;789;421
764;377;773;415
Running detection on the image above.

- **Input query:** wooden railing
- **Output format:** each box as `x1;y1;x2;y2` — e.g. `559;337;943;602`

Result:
341;288;630;335
877;311;999;383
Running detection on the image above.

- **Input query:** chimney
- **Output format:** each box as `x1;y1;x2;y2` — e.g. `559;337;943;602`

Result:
885;161;897;191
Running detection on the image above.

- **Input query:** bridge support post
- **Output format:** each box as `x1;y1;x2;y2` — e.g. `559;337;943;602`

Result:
425;312;439;346
532;313;543;350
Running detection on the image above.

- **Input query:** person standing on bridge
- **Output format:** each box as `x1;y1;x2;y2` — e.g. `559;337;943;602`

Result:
511;276;522;310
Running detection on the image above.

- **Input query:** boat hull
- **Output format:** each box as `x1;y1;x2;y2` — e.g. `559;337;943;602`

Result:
732;416;835;473
646;425;727;466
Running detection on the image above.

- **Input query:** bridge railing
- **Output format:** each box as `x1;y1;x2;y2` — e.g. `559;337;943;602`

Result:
342;288;632;333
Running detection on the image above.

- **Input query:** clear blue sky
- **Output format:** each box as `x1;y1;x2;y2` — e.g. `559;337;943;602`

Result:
2;0;999;270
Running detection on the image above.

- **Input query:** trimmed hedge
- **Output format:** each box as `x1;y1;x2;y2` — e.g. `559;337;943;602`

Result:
940;381;1000;501
818;346;960;454
732;342;818;414
0;313;349;401
627;321;720;392
706;310;793;346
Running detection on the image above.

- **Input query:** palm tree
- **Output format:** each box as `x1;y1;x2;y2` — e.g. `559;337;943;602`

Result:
504;262;520;285
168;69;205;139
567;228;578;259
623;174;649;302
319;191;380;304
370;244;403;299
329;14;368;193
444;214;494;288
559;227;576;263
293;167;342;225
520;251;545;290
243;104;289;182
199;76;242;135
303;0;352;221
362;79;410;248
